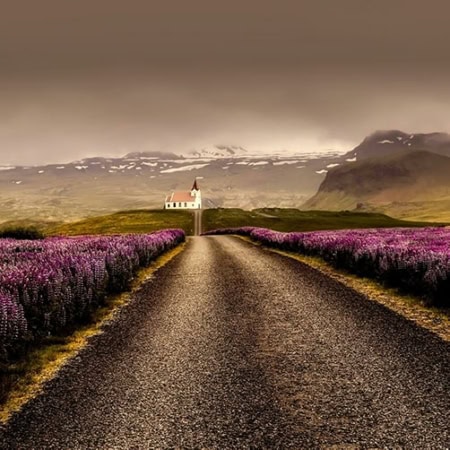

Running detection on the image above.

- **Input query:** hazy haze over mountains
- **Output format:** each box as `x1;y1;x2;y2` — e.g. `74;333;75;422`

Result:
2;1;450;165
0;145;342;221
1;130;450;223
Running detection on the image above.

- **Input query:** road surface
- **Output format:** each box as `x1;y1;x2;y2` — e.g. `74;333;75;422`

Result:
1;236;449;448
193;209;202;236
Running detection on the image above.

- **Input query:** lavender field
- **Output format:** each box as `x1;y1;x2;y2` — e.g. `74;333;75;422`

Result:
0;229;184;360
205;227;450;307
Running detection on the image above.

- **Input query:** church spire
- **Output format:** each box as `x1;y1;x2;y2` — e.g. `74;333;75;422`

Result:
192;179;199;191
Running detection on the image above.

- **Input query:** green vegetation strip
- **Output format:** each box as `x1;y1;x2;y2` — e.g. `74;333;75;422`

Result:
1;210;195;237
2;208;444;238
0;243;186;424
202;208;441;233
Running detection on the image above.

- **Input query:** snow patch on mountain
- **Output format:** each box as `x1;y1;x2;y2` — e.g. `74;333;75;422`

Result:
186;145;248;159
273;160;301;166
160;164;210;173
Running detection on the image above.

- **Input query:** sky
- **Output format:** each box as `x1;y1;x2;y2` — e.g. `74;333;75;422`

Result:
1;0;450;165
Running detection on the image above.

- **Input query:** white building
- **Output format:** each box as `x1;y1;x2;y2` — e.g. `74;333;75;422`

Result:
165;179;202;209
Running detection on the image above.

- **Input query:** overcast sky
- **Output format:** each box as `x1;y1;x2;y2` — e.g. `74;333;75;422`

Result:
1;0;450;165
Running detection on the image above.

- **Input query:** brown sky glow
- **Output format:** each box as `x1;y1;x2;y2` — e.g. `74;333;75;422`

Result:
1;0;450;164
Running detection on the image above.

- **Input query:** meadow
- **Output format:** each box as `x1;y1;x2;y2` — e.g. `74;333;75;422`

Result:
202;208;438;233
205;226;450;308
1;208;440;239
0;210;194;237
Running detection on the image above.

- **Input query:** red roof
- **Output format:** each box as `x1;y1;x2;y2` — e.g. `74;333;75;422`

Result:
167;191;194;203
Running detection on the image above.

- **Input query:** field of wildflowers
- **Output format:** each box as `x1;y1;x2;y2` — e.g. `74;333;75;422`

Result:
205;227;450;307
0;230;184;360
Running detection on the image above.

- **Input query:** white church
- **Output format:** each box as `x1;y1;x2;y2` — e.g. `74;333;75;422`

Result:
164;179;202;209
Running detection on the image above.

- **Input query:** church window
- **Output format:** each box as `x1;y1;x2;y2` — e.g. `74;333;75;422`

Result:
173;202;176;207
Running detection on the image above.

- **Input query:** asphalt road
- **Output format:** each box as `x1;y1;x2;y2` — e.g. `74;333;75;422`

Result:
1;236;449;449
193;209;202;236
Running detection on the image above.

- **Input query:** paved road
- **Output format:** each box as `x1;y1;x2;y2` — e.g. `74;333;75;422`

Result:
193;209;202;236
1;236;449;449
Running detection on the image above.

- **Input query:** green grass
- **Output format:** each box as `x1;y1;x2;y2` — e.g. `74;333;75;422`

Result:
1;208;443;238
202;208;442;233
2;210;195;236
46;209;195;236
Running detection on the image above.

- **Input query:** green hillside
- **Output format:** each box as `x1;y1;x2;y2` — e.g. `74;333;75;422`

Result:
0;210;194;237
1;208;441;238
202;208;438;233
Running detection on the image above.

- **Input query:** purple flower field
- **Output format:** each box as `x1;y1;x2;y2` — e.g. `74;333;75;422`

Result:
0;229;184;359
205;227;450;307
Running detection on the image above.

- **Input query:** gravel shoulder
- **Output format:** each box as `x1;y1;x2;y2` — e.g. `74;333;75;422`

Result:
0;236;448;448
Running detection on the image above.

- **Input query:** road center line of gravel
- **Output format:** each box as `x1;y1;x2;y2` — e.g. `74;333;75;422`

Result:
236;235;450;342
0;243;186;424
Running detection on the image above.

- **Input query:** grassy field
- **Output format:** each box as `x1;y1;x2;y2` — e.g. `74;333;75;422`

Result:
0;210;195;236
202;208;441;233
48;210;195;236
0;208;442;237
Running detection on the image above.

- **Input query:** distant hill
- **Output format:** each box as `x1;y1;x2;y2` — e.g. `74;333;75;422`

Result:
304;150;450;222
0;148;342;222
3;130;450;224
342;130;450;161
187;145;249;158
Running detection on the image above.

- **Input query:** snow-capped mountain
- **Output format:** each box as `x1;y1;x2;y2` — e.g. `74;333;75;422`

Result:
185;145;249;159
0;147;342;222
4;131;449;224
305;131;450;222
342;130;450;161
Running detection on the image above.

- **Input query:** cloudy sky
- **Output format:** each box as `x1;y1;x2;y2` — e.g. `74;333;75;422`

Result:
1;0;450;165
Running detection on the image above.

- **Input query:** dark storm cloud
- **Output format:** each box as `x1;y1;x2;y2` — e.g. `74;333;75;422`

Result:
1;1;450;164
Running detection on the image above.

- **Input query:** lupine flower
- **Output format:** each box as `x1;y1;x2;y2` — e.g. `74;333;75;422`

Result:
0;229;184;360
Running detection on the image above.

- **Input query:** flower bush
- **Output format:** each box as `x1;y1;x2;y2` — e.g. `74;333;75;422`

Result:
0;229;184;359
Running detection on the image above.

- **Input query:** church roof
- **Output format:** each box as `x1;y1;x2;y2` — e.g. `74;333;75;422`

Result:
166;191;194;203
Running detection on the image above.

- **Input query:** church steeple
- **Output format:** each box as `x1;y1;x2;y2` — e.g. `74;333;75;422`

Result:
192;179;199;191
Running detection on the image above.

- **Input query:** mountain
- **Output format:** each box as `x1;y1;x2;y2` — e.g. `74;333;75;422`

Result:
304;150;450;221
0;149;342;222
186;145;249;158
342;130;450;161
123;151;180;159
4;130;450;224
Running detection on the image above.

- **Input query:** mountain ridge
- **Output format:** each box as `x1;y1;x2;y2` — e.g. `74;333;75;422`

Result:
2;130;450;223
342;130;450;161
0;148;341;222
304;150;450;221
